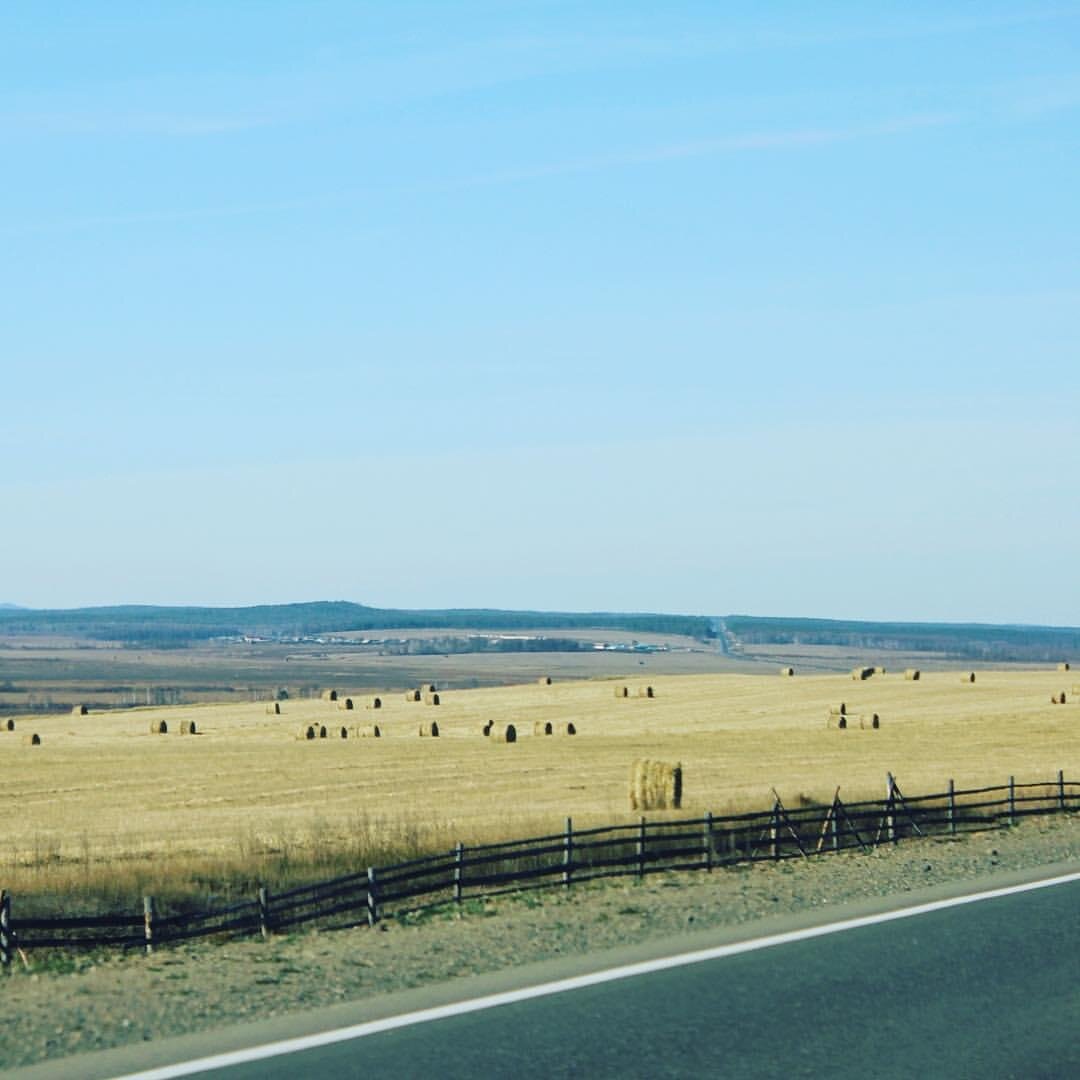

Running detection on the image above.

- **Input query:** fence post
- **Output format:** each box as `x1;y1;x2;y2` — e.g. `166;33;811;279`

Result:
366;867;378;926
258;885;270;940
704;811;713;872
830;797;840;852
143;896;156;956
454;842;464;904
1008;775;1016;826
637;817;646;879
885;773;896;844
947;779;956;835
0;891;10;968
1059;769;1067;812
562;818;573;888
768;800;779;861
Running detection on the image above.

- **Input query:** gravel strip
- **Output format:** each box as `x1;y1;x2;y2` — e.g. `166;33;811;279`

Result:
3;814;1079;1071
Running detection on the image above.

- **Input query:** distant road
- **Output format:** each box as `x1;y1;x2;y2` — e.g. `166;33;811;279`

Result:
99;872;1080;1080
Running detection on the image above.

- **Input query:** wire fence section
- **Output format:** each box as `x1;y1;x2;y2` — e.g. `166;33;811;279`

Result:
2;770;1076;963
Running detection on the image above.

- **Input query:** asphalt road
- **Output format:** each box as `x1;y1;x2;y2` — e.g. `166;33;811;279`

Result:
178;876;1080;1080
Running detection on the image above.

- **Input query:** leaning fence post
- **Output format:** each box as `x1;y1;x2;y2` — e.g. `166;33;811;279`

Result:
947;778;956;835
885;773;896;844
771;800;781;861
258;885;270;940
366;867;378;926
143;896;156;956
1058;769;1067;812
704;811;713;872
562;818;573;888
1008;775;1016;826
0;890;10;968
454;842;464;904
637;817;646;879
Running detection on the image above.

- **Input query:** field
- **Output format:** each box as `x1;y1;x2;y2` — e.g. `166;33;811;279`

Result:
2;667;1078;908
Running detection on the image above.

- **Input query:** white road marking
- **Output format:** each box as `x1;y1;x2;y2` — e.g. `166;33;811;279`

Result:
116;869;1080;1079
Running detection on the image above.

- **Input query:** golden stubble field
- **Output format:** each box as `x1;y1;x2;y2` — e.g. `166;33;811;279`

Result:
3;668;1079;896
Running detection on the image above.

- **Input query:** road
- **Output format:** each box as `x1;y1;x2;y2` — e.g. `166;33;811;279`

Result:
11;871;1080;1079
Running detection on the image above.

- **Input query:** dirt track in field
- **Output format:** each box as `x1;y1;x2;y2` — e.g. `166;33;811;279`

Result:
3;812;1079;1072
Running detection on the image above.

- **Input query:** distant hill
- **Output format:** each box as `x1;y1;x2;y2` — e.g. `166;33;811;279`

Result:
0;601;713;646
722;615;1080;664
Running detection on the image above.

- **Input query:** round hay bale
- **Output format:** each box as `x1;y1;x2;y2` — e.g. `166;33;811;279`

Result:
342;698;354;711
4;718;14;731
904;669;921;681
1058;662;1071;672
179;720;197;735
405;689;421;702
538;676;552;685
419;721;439;737
318;725;327;739
859;713;880;729
150;719;168;735
72;704;88;716
962;672;976;684
23;732;41;746
297;724;316;740
481;721;492;736
629;759;682;810
492;723;516;743
533;720;553;736
837;716;848;730
359;724;381;738
424;692;440;706
421;683;436;693
371;697;382;710
338;725;349;738
321;689;338;702
564;721;576;736
638;686;655;698
614;685;629;699
267;702;281;715
779;667;794;677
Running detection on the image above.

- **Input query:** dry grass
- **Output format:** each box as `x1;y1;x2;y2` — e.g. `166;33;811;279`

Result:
2;670;1078;907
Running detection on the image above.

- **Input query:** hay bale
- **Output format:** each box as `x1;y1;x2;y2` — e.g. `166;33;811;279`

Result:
297;724;316;740
1058;662;1071;672
341;698;354;711
614;685;629;699
538;676;552;685
318;725;327;738
358;724;381;738
564;721;577;735
421;683;436;693
837;716;848;729
321;689;338;702
859;713;881;730
492;724;516;743
423;692;440;706
1051;692;1067;705
481;721;492;736
266;702;282;715
23;732;41;746
179;720;197;735
904;669;920;681
873;666;886;676
370;697;382;710
72;704;88;716
779;667;794;677
962;672;976;684
150;719;168;735
419;721;439;737
638;686;655;698
851;667;874;681
533;720;553;736
628;759;682;810
405;689;421;702
827;704;847;716
4;718;14;731
336;725;349;738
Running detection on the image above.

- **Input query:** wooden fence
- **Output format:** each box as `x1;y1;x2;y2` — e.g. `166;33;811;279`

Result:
2;770;1076;964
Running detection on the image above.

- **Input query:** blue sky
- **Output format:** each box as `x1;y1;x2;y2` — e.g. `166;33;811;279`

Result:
2;2;1078;622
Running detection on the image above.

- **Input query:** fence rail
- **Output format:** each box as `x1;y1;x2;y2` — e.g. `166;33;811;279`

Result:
2;770;1076;964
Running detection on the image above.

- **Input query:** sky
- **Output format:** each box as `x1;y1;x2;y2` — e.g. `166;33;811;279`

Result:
2;1;1078;623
